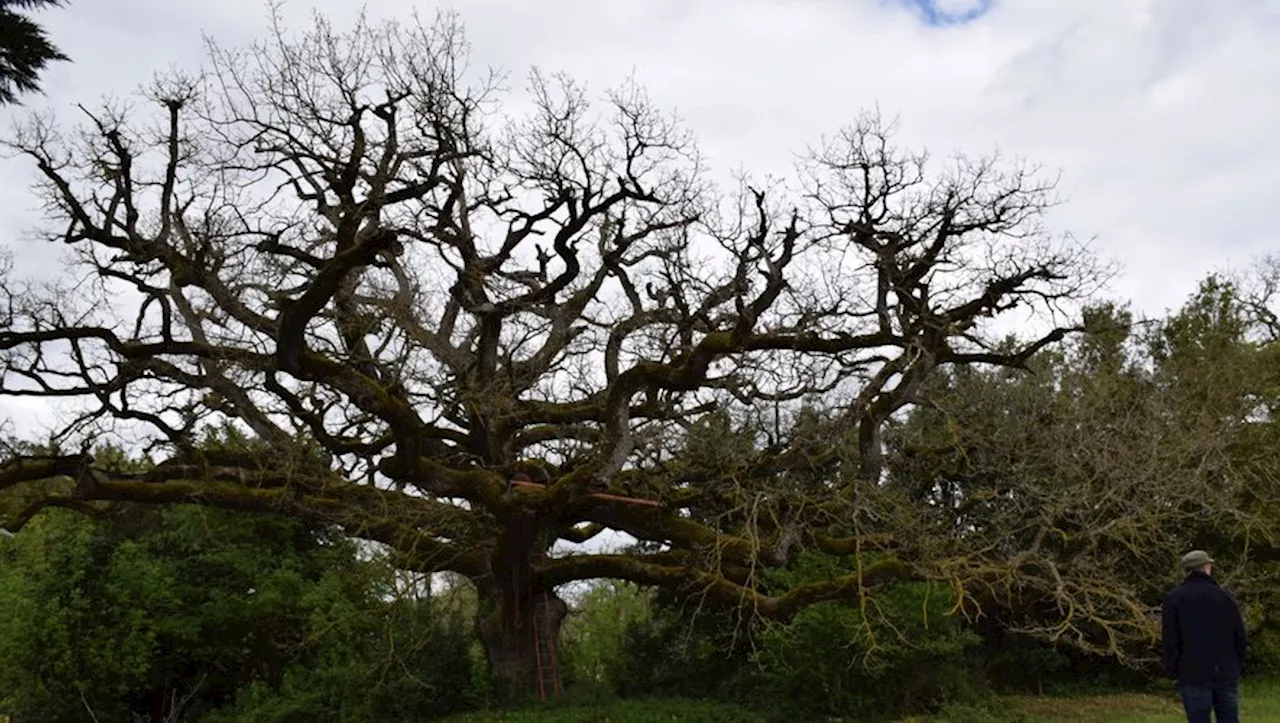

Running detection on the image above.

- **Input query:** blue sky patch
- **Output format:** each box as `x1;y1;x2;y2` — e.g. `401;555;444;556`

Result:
897;0;996;27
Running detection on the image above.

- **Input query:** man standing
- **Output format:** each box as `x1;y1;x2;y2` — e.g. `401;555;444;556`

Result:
1162;550;1249;723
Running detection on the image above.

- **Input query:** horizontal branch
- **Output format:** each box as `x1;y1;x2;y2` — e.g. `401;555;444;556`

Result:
0;455;486;576
535;553;919;619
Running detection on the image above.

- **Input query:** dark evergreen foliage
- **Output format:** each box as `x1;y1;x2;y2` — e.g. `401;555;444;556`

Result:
0;0;68;104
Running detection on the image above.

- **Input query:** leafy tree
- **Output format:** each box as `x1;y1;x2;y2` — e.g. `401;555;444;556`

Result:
0;504;343;719
883;277;1280;668
0;10;1100;699
0;0;67;104
561;580;652;692
0;500;479;722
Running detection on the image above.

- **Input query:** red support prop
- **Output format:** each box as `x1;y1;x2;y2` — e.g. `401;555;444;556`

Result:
532;591;561;700
509;479;662;507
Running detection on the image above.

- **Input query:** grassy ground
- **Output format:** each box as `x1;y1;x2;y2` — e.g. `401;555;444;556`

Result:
986;678;1280;722
441;679;1280;722
440;697;765;722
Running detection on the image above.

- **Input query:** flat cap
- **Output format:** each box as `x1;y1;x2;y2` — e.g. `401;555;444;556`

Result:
1181;550;1214;570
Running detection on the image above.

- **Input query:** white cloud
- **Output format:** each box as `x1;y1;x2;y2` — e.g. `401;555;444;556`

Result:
928;0;991;16
1;0;1276;428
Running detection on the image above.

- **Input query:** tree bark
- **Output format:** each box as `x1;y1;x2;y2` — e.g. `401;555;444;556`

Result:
476;587;567;703
474;510;568;703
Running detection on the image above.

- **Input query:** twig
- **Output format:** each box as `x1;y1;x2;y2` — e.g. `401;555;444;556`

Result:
79;691;102;723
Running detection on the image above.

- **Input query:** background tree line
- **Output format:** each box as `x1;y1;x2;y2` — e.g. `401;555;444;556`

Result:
5;267;1280;721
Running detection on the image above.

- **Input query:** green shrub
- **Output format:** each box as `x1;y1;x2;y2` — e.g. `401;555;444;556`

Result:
600;550;986;720
606;594;754;702
0;505;371;721
749;582;985;719
206;593;481;722
0;504;482;722
1236;565;1280;676
981;632;1072;694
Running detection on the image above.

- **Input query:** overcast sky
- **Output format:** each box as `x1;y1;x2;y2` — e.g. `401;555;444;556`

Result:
1;0;1278;436
5;0;1279;311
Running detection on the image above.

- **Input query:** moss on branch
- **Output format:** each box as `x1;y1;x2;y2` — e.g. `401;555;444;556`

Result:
535;553;918;620
1;460;486;577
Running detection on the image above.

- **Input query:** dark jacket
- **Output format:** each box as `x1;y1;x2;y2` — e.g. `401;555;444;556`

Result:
1161;571;1248;684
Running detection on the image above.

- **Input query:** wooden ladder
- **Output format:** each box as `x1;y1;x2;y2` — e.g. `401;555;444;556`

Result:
531;591;562;700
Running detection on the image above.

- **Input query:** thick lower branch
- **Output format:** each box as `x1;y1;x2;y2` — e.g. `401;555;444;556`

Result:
0;459;486;577
92;479;481;572
0;454;94;489
535;553;918;620
7;497;106;532
575;501;766;565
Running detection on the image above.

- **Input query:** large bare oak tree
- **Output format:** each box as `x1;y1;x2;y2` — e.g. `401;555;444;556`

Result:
0;11;1099;696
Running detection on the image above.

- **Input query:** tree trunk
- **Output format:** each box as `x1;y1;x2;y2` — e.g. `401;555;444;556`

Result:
476;586;567;702
475;509;568;703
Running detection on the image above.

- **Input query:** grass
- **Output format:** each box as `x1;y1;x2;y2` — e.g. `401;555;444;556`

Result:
440;697;767;722
440;680;1280;722
920;677;1280;722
